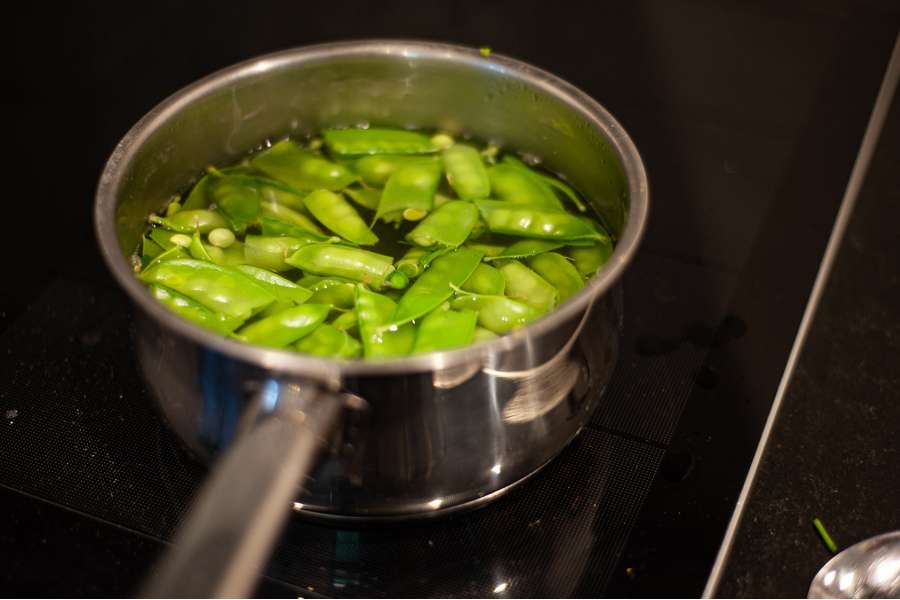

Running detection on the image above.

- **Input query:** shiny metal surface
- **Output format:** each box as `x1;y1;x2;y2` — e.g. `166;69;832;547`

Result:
809;531;900;598
95;40;649;518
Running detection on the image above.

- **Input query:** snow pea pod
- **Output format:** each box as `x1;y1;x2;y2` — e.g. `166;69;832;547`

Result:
376;161;442;223
303;189;378;245
287;244;406;289
450;292;543;334
473;326;498;343
464;242;506;258
139;259;275;319
300;276;357;310
412;307;478;354
499;260;558;312
258;217;331;243
356;285;416;358
234;265;312;304
391;247;483;326
474;200;608;243
323;128;438;156
260;185;308;212
149;209;229;234
462;263;506;296
351;155;440;187
148;228;182;250
208;175;260;233
344;186;381;211
485;239;563;261
295;323;361;358
142;236;163;261
244;235;314;272
527;252;584;302
330;310;358;333
488;164;562;210
568;240;613;278
143;245;188;272
260;201;325;236
149;284;244;334
396;246;429;278
251;139;356;191
500;155;587;212
182;173;211;210
235;303;329;348
406;201;479;248
443;144;490;200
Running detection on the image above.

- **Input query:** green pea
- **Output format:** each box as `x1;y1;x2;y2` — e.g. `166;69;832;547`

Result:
356;285;416;358
234;265;313;304
443;144;490;200
430;133;455;150
208;175;261;233
498;260;558;312
259;201;325;236
344;186;381;211
406;201;479;248
139;259;275;320
376;161;442;223
208;228;236;248
251;139;356;191
488;164;562;210
462;263;506;296
234;304;330;348
287;244;399;288
295;323;361;358
391;247;483;326
412;307;478;354
244;235;314;272
485;239;564;261
474;200;608;243
170;234;192;248
303;189;378;245
149;284;244;334
165;197;182;217
323;128;438;156
149;209;229;234
568;240;614;278
527;252;584;302
351;155;440;187
450;293;543;334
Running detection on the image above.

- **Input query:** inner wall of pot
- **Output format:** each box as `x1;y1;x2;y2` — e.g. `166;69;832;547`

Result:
115;50;630;254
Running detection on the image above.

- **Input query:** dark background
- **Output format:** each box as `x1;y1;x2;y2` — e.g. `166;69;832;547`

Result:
3;1;899;597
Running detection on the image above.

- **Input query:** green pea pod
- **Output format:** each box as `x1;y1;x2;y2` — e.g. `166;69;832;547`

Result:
330;310;358;333
303;277;357;310
344;186;381;211
499;155;588;213
485;239;564;261
412;307;478;354
323;128;438;156
568;241;614;278
356;285;416;358
235;304;330;348
251;139;356;191
244;235;314;272
260;185;309;212
149;209;229;234
189;230;219;263
462;263;506;296
258;217;331;242
295;323;361;358
450;293;543;334
473;326;498;343
208;176;261;233
443;144;490;200
396;246;429;278
391;247;484;326
149;228;181;250
376;161;441;223
287;244;404;288
142;245;188;272
182;173;212;210
235;265;313;304
303;189;378;245
487;164;562;210
149;284;244;334
350;155;440;187
139;258;275;319
406;201;479;248
527;252;584;302
499;260;558;311
474;200;608;243
464;242;506;257
260;201;325;236
142;236;163;261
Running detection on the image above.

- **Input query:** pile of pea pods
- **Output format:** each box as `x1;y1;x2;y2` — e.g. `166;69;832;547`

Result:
136;127;614;359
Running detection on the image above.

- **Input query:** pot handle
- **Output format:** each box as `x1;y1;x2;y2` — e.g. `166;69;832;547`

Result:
141;380;343;598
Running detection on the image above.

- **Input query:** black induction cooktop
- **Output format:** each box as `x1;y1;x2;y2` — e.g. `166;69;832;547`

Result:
2;1;899;597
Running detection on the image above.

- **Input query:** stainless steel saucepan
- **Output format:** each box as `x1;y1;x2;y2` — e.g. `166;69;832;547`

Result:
94;40;648;597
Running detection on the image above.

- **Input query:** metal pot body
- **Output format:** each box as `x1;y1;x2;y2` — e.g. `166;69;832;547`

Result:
97;41;648;520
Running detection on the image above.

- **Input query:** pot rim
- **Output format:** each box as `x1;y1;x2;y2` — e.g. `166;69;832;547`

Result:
94;39;649;377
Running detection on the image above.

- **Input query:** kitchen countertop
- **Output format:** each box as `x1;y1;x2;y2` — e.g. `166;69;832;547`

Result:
714;45;900;597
